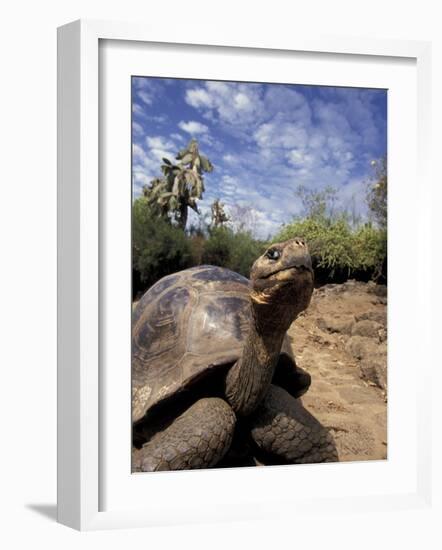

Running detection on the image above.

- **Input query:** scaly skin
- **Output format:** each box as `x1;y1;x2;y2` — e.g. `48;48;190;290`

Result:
250;385;338;463
134;398;236;472
224;240;314;417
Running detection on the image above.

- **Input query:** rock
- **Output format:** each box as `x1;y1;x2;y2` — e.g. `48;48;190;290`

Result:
366;283;387;297
316;316;354;335
341;279;359;289
355;310;387;326
345;336;387;389
359;356;387;390
351;320;383;339
371;296;387;306
345;335;378;360
311;333;330;345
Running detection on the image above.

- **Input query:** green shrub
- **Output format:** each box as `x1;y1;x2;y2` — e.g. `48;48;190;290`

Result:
229;231;267;276
132;191;387;292
132;197;192;287
202;227;266;277
274;215;386;279
367;156;387;229
353;223;387;276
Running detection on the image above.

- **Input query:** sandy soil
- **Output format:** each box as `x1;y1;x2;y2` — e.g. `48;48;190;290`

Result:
288;280;387;462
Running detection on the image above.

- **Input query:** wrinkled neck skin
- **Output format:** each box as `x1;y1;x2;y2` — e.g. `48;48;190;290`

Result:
225;300;297;416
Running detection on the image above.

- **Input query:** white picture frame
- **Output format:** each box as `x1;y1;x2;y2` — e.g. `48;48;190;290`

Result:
57;19;432;531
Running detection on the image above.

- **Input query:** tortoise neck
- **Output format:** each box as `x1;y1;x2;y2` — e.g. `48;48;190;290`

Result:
224;303;289;416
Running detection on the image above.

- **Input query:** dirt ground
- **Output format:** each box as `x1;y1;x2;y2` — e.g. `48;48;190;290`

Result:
288;280;387;462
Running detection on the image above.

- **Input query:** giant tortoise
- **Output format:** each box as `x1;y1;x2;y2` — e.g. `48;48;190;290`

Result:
132;238;337;471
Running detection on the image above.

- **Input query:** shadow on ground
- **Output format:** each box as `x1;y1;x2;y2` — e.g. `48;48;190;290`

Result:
26;504;57;522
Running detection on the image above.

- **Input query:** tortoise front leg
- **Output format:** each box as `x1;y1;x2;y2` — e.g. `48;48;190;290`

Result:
273;357;311;399
134;398;236;472
249;385;338;464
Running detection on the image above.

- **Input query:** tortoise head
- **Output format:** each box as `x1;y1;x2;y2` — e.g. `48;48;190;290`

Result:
250;238;314;321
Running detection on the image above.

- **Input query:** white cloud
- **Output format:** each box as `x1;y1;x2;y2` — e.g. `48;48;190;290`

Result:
264;86;311;124
138;91;153;105
185;82;265;132
132;143;144;158
178;120;209;135
335;177;369;221
286;149;314;167
205;170;303;238
146;136;175;150
146;114;168;124
132;77;165;107
131;136;178;197
132;103;146;117
222;154;237;164
171;133;184;142
132;121;144;137
219;175;238;196
184;83;382;204
254;121;308;149
185;88;213;108
206;81;231;96
144;136;175;163
133;77;155;91
233;92;251;110
132;171;151;194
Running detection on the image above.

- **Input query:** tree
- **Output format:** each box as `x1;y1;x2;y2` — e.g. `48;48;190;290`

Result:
274;215;386;281
210;198;229;228
228;204;259;235
132;197;192;291
275;177;387;282
295;184;338;220
202;226;265;277
143;138;214;230
367;156;387;229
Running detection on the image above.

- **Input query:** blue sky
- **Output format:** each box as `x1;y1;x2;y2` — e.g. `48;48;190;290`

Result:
132;77;387;239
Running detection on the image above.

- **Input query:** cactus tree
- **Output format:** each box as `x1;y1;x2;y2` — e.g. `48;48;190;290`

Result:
211;198;229;228
143;138;213;230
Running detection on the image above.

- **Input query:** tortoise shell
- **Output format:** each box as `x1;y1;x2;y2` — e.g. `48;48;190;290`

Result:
132;265;296;423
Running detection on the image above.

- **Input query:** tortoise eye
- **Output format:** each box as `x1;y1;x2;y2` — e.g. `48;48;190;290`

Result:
266;248;280;260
